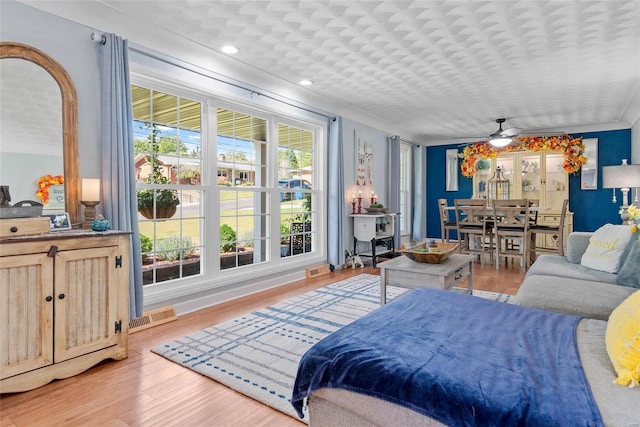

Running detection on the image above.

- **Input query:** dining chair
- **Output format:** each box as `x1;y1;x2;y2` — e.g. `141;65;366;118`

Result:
527;198;540;225
454;198;493;265
529;199;569;259
438;198;457;242
493;199;531;270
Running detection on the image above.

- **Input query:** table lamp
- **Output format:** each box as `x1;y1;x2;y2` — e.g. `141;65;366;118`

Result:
81;178;100;229
602;159;640;224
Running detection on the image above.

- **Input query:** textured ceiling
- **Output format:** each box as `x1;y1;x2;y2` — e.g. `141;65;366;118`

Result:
20;0;640;143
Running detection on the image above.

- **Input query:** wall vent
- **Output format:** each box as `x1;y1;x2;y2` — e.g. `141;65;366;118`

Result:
129;306;177;334
305;264;331;279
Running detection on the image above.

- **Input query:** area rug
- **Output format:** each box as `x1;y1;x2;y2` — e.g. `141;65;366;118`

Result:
151;273;513;422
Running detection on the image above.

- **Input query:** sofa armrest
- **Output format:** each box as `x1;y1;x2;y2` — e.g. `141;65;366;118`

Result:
566;232;593;264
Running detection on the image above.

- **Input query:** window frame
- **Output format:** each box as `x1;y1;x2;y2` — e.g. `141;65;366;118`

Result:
130;72;327;308
399;141;413;237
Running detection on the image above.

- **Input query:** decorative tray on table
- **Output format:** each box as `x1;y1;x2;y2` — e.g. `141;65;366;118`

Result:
363;207;388;213
399;241;458;264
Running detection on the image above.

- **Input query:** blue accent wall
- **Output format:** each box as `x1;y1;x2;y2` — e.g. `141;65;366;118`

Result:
426;129;632;239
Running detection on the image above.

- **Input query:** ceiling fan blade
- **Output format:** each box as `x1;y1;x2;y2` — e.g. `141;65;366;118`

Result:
501;127;521;136
517;131;566;137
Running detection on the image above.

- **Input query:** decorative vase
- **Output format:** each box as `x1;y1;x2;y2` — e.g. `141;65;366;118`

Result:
91;217;110;232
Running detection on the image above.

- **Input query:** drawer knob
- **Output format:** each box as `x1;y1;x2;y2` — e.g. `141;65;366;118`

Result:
10;226;18;233
45;296;53;302
58;293;65;300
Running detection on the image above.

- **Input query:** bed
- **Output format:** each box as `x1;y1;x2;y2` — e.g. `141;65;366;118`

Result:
291;288;639;426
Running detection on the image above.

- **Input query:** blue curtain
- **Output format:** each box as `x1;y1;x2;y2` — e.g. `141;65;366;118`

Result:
327;117;344;269
100;34;143;319
412;144;427;241
387;135;401;248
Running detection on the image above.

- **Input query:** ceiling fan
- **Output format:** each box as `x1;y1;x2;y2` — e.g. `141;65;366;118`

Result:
470;118;566;148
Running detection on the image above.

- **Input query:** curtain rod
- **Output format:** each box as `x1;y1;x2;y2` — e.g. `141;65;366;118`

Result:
125;42;335;121
391;135;421;147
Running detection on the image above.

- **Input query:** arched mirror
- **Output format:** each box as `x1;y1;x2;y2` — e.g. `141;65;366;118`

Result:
0;42;80;226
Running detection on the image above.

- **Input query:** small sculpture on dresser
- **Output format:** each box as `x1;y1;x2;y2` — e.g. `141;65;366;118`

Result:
91;214;110;232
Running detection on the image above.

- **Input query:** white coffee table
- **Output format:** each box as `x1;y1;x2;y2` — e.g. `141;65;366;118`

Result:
379;253;474;304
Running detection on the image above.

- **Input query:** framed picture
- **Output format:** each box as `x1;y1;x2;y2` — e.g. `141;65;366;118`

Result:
581;138;598;190
46;212;72;231
355;129;373;187
446;149;459;192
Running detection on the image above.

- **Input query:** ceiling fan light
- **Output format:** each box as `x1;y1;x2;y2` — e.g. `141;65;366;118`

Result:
489;137;512;147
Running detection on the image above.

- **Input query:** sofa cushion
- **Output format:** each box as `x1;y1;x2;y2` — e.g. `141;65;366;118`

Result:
514;275;635;320
581;224;634;273
577;319;640;425
605;290;640;387
566;232;594;264
526;254;618;285
616;240;640;288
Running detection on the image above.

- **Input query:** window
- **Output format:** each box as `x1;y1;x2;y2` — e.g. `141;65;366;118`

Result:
399;142;413;236
217;108;268;269
278;124;315;256
132;80;322;292
132;85;203;286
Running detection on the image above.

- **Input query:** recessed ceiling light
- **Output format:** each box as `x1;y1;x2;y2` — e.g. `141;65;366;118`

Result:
221;45;239;54
299;79;314;86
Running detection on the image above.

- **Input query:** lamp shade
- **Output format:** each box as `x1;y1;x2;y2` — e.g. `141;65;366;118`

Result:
82;178;100;201
602;163;640;189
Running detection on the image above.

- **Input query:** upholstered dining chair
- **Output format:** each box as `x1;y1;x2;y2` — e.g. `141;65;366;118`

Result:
493;199;531;270
438;199;457;242
529;199;569;259
454;198;493;265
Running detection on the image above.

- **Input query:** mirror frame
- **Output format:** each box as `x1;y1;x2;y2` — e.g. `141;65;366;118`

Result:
0;42;80;226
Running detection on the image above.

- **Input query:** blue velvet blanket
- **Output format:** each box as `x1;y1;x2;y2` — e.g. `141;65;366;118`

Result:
291;288;603;426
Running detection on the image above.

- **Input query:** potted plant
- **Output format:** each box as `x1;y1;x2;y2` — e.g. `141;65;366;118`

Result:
476;158;491;175
137;126;180;219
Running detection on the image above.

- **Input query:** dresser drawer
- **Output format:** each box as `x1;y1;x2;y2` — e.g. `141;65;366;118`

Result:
0;217;50;238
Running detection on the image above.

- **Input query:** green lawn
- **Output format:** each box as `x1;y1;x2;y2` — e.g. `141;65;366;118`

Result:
138;200;305;249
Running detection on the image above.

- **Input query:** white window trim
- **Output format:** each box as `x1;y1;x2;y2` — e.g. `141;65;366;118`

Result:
130;70;328;310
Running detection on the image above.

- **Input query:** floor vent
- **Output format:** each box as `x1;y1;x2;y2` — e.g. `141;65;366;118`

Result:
306;264;331;279
129;306;177;334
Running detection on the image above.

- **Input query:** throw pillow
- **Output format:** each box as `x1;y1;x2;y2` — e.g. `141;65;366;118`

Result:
605;290;640;387
580;224;633;273
618;229;640;271
616;240;640;288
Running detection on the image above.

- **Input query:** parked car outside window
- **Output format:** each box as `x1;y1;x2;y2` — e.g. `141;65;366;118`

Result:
279;178;311;201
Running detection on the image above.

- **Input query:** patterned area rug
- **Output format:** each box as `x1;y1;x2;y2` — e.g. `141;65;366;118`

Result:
151;274;513;422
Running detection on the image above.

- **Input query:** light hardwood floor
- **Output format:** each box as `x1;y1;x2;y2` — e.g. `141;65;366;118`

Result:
0;259;526;427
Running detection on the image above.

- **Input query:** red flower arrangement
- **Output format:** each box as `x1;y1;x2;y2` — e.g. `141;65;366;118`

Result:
460;136;586;178
36;174;64;204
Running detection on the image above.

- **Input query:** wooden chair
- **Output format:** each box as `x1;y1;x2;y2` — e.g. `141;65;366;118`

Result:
454;199;493;265
527;198;540;225
530;199;569;259
438;198;457;242
493;199;531;270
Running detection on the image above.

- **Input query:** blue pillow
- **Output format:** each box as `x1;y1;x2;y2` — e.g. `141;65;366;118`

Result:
619;230;639;268
616;240;640;288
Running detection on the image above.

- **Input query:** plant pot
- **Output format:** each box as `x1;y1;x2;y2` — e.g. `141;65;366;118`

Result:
139;205;177;220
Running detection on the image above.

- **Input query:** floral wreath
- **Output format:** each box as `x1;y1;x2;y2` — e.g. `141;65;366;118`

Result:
460;136;587;178
36;174;64;204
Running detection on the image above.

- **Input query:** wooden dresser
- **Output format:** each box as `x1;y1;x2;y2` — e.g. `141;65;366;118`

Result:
0;230;131;393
